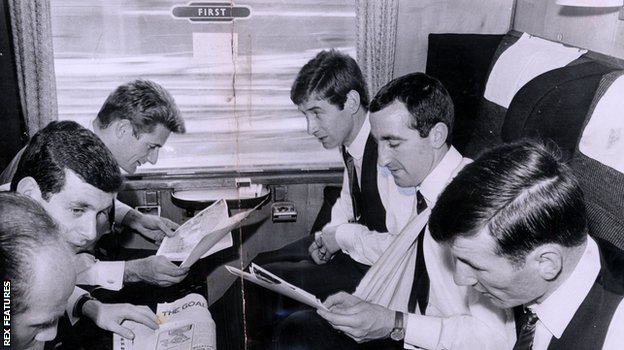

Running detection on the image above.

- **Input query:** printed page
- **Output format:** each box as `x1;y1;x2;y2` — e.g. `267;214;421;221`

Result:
225;263;328;310
113;294;216;350
157;199;233;262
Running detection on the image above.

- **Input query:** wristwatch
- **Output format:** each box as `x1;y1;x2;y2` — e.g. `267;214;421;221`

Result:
73;294;97;318
389;311;405;341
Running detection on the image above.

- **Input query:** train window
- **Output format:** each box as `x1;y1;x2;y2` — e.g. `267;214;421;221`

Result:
50;0;354;174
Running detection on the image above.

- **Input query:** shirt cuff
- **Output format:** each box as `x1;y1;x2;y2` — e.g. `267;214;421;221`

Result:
115;200;133;223
404;314;443;350
334;223;366;254
77;260;125;291
67;287;90;325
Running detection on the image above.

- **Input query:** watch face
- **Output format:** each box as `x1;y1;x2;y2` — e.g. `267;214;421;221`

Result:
390;328;405;341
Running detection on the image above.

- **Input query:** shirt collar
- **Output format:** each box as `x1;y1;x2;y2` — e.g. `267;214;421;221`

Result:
342;114;370;161
418;146;466;207
531;237;600;339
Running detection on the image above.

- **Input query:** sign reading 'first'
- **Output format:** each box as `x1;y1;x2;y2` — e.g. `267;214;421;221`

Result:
172;2;251;22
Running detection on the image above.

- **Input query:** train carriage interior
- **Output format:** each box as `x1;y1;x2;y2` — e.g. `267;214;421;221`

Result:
2;0;624;349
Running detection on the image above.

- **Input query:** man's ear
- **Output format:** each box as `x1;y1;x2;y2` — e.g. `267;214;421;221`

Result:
533;245;563;281
428;122;449;149
16;177;44;202
113;119;133;139
344;90;361;114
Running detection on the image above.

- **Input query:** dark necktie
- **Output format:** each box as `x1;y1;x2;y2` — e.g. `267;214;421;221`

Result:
513;308;539;350
408;191;429;314
341;145;362;223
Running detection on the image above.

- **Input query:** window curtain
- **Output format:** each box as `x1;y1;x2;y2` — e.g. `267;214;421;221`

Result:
8;0;57;137
355;0;398;98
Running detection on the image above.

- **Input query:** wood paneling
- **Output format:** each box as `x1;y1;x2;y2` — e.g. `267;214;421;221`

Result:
515;0;624;58
394;0;514;77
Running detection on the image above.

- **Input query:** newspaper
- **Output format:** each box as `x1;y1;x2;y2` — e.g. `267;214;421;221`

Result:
113;293;216;350
157;199;255;268
225;263;328;311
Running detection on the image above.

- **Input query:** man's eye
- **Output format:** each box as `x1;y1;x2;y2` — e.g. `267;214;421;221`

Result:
389;142;400;149
71;208;85;215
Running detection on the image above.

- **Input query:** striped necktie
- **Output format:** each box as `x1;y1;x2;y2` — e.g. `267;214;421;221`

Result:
513;307;539;350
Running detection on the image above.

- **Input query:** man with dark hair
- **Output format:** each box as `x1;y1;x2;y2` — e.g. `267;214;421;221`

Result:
264;49;414;294
0;192;76;350
1;79;185;247
93;79;185;175
1;80;189;290
213;50;414;349
91;79;186;254
273;73;510;350
9;121;160;341
429;140;624;349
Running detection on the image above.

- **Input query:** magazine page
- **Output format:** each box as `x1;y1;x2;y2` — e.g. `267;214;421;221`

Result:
225;263;328;311
157;199;233;263
113;293;216;350
180;207;257;268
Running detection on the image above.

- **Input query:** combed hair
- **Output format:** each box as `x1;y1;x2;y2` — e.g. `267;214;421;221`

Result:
96;79;185;135
369;72;454;145
11;121;122;199
0;192;70;314
290;49;369;110
429;140;587;266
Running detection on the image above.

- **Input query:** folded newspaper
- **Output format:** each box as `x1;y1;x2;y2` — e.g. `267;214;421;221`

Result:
226;263;328;310
157;199;256;268
113;293;216;350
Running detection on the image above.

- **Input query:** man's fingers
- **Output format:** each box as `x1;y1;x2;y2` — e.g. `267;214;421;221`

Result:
310;251;324;265
317;310;358;329
154;273;188;286
307;242;318;255
323;292;349;307
108;322;135;340
161;217;180;233
124;306;159;330
140;229;165;242
155;260;190;277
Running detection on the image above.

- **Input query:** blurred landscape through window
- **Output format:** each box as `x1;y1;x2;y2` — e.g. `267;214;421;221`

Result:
51;0;355;174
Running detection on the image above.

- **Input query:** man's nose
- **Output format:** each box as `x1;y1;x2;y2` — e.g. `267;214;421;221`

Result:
147;148;159;164
35;323;59;343
79;216;98;243
453;262;478;287
377;144;391;167
306;117;318;136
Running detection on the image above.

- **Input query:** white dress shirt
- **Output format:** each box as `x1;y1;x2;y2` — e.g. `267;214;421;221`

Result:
75;200;132;291
329;116;415;265
529;237;624;350
402;148;516;350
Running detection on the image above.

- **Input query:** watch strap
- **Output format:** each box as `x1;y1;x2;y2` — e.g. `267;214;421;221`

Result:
73;293;96;318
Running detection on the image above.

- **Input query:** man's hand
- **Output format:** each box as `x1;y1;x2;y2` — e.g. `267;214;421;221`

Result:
125;255;189;286
317;292;395;343
122;210;179;244
82;300;159;340
308;226;341;264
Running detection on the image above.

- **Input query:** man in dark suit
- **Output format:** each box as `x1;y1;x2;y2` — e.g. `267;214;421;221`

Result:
429;140;624;350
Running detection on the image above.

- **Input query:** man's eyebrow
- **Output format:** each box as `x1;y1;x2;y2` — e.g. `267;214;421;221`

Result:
30;315;59;329
457;256;483;270
379;135;406;141
304;106;323;112
68;200;94;209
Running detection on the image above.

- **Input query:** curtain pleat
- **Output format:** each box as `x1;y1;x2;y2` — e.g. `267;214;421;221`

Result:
8;0;58;137
355;0;398;97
